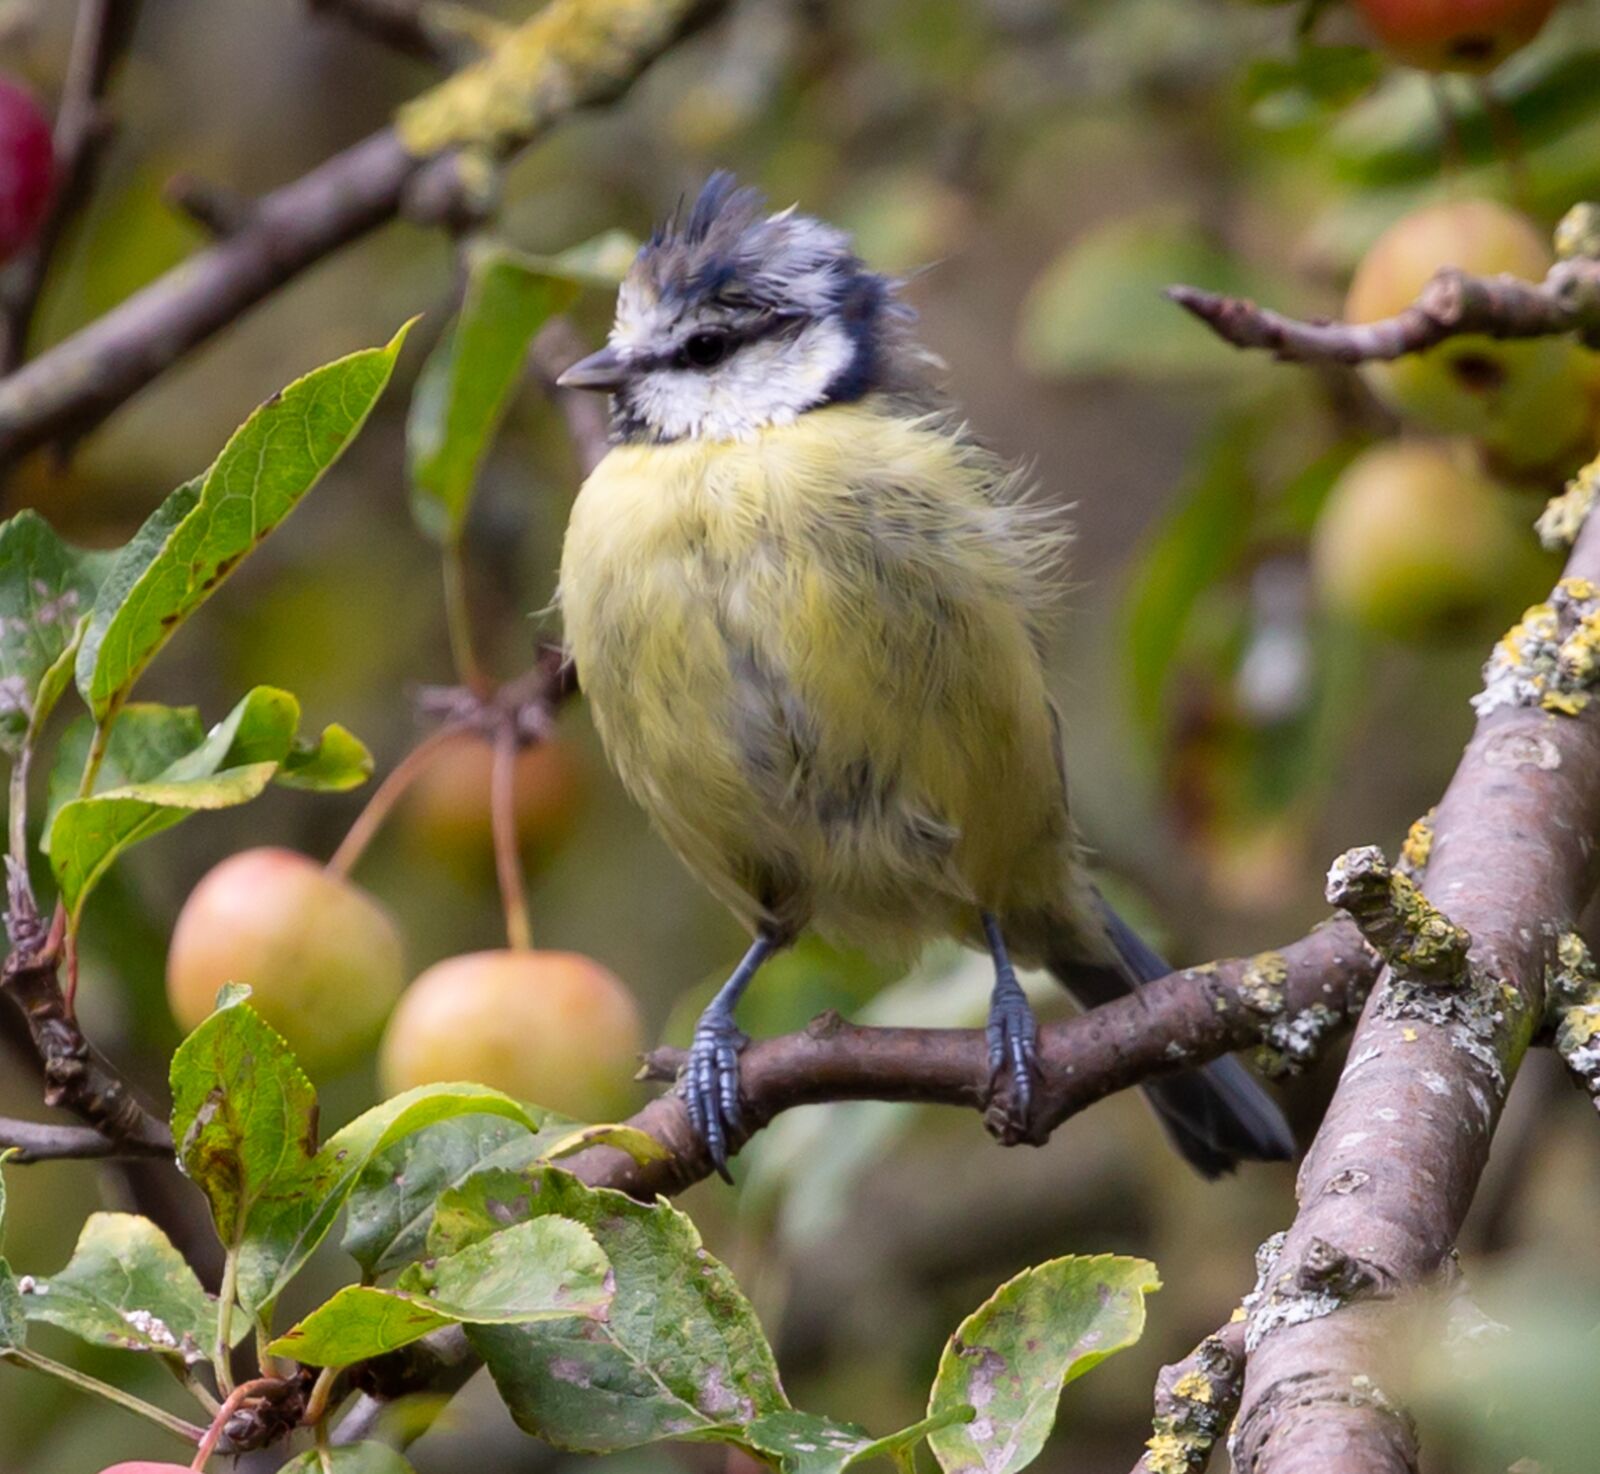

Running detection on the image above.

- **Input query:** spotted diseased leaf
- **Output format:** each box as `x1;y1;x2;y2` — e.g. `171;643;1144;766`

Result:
76;324;412;721
0;1152;20;1351
172;999;548;1320
340;1110;660;1277
277;723;373;791
0;511;107;755
19;1213;215;1364
268;1215;611;1367
407;245;579;544
926;1255;1160;1474
456;1169;788;1452
342;1115;549;1276
47;687;300;927
170;994;320;1294
744;1408;975;1474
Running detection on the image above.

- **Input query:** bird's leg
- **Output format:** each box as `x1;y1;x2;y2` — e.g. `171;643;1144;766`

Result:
981;912;1039;1126
682;933;775;1181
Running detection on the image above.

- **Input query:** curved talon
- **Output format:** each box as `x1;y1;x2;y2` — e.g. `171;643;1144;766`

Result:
682;1021;749;1181
986;996;1039;1122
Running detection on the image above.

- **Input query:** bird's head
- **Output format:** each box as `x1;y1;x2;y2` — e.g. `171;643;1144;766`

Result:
558;172;906;443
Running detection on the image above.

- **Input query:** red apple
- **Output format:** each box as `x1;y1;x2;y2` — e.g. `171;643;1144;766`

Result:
380;950;644;1121
0;77;52;263
167;848;405;1072
1353;0;1560;72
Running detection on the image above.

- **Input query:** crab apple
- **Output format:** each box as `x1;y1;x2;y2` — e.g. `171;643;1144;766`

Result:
97;1465;194;1473
379;950;644;1121
1353;0;1559;72
1346;199;1591;473
401;733;585;864
167;848;405;1072
0;77;52;262
1311;440;1541;640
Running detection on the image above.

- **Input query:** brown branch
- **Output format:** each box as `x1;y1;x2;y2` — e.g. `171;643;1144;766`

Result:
1132;1316;1247;1474
1226;514;1600;1474
0;0;141;370
0;0;728;465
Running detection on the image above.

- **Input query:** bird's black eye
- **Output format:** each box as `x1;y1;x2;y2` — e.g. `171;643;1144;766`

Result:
679;330;732;369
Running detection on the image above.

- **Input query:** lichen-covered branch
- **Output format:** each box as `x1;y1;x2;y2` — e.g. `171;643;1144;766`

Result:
1170;201;1600;378
1325;845;1470;982
0;0;727;464
1544;931;1600;1109
1227;509;1600;1474
1133;1316;1247;1474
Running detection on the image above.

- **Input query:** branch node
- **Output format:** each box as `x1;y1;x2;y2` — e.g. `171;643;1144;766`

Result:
1133;1320;1246;1474
1295;1237;1389;1299
1555;202;1600;262
1326;846;1470;983
400;147;501;230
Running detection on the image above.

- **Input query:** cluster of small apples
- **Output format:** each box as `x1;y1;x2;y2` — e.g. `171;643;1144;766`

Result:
1310;198;1587;641
0;76;53;264
1352;0;1560;74
166;736;644;1121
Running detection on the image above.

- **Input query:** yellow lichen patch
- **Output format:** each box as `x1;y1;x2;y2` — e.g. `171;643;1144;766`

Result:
1171;1370;1213;1403
1558;1003;1600;1048
1143;1433;1198;1474
1401;1026;1419;1042
1386;870;1470;976
1558;607;1600;686
1238;951;1288;1015
1398;809;1435;878
398;0;706;158
1538;451;1600;551
1229;1305;1248;1322
1541;689;1590;715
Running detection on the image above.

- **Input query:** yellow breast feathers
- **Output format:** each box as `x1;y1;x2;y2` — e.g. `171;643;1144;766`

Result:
558;400;1073;946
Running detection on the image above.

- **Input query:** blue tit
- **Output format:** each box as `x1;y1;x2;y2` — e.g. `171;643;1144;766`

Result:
557;173;1294;1179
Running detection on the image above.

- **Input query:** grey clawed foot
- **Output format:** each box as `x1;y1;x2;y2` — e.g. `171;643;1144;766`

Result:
681;1013;750;1182
985;980;1039;1127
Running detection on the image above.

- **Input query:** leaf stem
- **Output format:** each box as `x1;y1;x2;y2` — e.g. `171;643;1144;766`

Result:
303;1364;339;1428
324;722;466;881
491;720;531;952
76;714;113;799
3;1346;206;1444
8;735;31;882
441;541;489;695
214;1250;239;1397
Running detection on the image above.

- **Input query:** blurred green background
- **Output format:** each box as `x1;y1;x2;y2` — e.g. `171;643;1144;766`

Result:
5;1;1600;1470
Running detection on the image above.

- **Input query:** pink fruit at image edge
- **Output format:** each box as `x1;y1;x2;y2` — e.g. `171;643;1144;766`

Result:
0;76;53;263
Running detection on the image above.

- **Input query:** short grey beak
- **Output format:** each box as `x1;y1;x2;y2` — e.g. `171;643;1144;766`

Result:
556;346;628;392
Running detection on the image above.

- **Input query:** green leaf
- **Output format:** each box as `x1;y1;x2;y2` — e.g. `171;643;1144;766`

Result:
1123;416;1260;735
268;1216;610;1367
170;994;319;1283
276;723;373;791
47;687;302;927
76;324;412;720
407;245;579;544
340;1110;651;1279
1241;44;1382;130
44;704;205;845
1017;212;1269;381
515;229;640;288
247;1084;545;1315
458;1169;788;1452
280;1444;416;1474
342;1115;555;1276
745;1408;975;1474
19;1213;214;1363
0;511;108;755
173;999;548;1319
926;1255;1159;1474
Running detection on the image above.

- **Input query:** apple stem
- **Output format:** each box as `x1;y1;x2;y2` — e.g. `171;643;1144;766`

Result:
1474;75;1531;214
325;722;469;881
492;720;533;951
189;1375;280;1471
2;1346;207;1445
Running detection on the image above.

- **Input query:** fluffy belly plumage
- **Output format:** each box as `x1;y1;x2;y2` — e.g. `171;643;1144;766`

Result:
558;403;1076;953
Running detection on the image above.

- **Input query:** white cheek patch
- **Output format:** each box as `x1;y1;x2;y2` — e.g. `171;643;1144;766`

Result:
628;317;856;442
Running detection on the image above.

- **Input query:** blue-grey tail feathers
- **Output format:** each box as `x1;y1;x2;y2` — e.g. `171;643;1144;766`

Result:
1046;899;1297;1178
